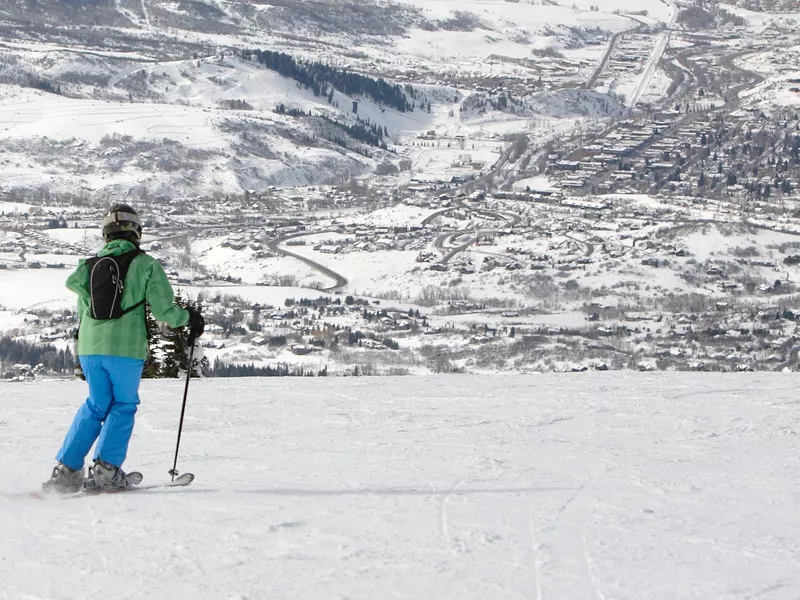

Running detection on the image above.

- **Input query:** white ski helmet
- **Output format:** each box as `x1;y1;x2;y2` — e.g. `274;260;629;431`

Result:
101;203;142;244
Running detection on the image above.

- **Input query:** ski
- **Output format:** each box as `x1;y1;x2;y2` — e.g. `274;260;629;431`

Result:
82;470;144;494
82;472;194;496
4;473;194;502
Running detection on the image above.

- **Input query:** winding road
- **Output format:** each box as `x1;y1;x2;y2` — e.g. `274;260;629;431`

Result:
266;231;348;293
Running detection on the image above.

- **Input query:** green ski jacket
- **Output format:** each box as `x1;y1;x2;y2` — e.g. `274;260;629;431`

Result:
67;239;190;360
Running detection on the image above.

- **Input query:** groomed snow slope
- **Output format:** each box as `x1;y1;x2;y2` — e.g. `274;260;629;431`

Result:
1;374;799;599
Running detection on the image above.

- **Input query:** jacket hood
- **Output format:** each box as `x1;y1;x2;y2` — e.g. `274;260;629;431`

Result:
97;239;138;257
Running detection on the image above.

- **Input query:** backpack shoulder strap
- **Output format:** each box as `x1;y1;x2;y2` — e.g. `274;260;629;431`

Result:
84;254;102;268
115;248;145;269
121;298;146;315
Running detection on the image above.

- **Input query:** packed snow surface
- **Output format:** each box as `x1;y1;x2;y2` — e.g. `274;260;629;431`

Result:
1;373;799;599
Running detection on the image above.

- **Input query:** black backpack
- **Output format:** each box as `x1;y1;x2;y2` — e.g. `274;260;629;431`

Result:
85;249;145;320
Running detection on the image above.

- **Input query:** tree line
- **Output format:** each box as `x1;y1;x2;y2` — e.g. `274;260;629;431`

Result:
208;359;323;377
0;66;61;96
241;48;413;112
275;104;388;150
317;114;388;152
0;336;75;376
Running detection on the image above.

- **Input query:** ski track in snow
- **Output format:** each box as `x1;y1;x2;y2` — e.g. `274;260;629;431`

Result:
1;373;800;599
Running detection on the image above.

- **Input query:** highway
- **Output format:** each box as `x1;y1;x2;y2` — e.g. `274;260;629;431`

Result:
586;21;644;90
629;0;678;107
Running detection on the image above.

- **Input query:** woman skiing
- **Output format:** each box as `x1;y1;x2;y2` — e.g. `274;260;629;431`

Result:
42;204;204;493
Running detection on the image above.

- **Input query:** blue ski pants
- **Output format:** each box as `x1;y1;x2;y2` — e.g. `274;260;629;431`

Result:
56;355;145;470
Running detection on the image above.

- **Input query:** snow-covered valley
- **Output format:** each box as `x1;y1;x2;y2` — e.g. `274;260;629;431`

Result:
3;0;800;377
1;373;798;599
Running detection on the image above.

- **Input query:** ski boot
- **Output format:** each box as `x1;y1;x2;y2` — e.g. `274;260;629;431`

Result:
84;459;131;492
41;463;84;494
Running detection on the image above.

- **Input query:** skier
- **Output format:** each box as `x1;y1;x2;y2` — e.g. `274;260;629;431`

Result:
42;204;205;494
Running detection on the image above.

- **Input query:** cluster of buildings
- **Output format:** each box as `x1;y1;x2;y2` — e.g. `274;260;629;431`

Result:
545;104;799;204
547;118;667;190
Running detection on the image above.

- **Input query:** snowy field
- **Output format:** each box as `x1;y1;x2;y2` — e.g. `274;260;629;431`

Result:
1;374;799;599
0;268;77;310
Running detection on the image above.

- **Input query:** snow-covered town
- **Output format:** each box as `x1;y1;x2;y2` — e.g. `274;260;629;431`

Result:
6;183;800;376
0;0;799;377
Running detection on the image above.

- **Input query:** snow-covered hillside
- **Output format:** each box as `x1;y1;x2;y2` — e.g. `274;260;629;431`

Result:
0;0;676;198
1;373;798;599
0;49;616;196
0;74;381;195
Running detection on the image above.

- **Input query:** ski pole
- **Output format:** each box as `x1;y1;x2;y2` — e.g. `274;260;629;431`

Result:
169;333;196;481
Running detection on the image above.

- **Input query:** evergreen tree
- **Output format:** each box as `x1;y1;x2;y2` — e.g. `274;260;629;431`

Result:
143;305;161;379
159;294;199;378
159;321;187;379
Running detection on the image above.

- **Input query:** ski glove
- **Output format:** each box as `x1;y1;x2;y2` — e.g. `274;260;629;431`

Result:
187;306;205;339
